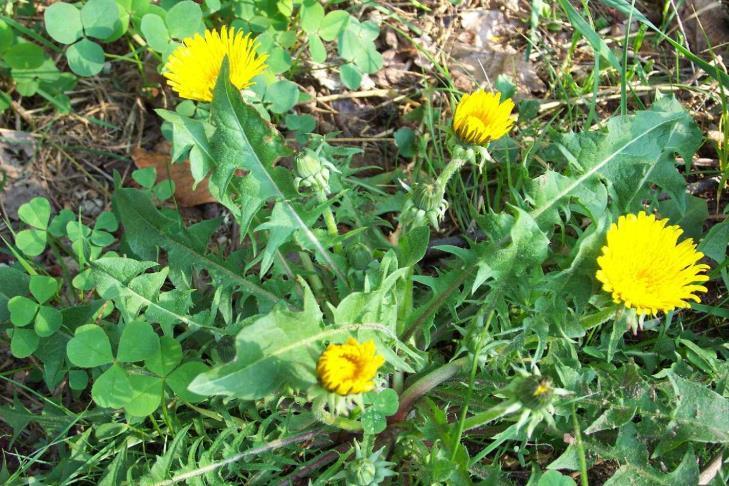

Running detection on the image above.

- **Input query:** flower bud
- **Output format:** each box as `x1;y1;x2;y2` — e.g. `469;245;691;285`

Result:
345;442;397;486
294;149;332;194
347;242;374;271
400;182;448;230
348;458;377;485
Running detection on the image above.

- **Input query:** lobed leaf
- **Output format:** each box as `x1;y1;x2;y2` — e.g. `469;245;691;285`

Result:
209;59;347;282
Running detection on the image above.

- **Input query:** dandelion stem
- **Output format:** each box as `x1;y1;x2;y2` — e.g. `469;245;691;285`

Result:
450;310;494;460
317;191;342;254
572;404;589;486
391;357;470;423
299;251;325;295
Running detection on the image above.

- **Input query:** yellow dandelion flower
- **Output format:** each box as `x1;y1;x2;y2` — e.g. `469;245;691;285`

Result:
316;338;384;396
163;26;267;102
596;211;710;316
453;90;515;146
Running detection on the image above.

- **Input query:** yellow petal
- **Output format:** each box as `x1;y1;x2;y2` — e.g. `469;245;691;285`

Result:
595;211;709;316
163;26;268;102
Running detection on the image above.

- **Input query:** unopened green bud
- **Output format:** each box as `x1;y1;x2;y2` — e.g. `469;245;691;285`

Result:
400;182;448;230
348;459;377;485
347;242;373;271
412;182;442;213
294;150;331;194
346;442;397;486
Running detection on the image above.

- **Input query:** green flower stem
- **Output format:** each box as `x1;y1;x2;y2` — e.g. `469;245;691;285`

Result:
450;348;481;460
461;400;521;431
48;239;77;305
572;403;589;486
299;251;325;295
160;392;175;433
317;191;342;254
391;356;470;423
436;158;466;190
450;310;494;460
397;266;415;336
392;371;404;394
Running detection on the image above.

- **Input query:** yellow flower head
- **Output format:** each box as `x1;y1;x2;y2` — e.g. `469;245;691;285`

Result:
163;26;267;102
316;338;384;396
596;211;710;316
453;90;515;146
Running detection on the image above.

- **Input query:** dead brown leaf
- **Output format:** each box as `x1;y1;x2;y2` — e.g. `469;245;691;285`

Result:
131;147;215;207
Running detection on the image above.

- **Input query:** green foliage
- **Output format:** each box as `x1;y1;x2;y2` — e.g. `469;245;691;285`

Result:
4;1;729;484
189;282;324;398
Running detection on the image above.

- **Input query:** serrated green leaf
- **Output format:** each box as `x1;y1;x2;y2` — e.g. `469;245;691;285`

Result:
112;188;278;303
397;225;429;267
698;218;729;263
667;371;729;443
539;98;699;219
91;257;207;331
188;284;324;398
210;60;346;282
155;109;213;182
141;424;191;483
98;447;126;486
190;285;395;399
255;201;320;276
473;208;549;290
604;449;698;485
584;403;636;434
